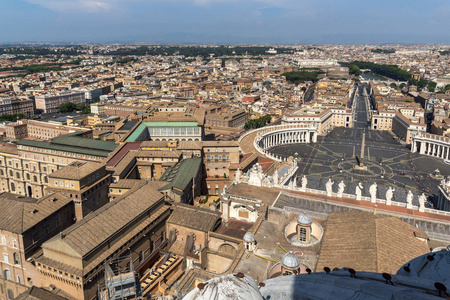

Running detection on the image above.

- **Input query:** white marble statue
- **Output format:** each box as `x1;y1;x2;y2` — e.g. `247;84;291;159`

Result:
369;182;377;203
234;168;241;183
326;179;334;197
301;176;307;190
248;163;263;187
418;193;426;212
406;190;413;209
385;187;395;206
355;182;363;200
263;177;273;188
337;181;346;198
273;169;279;185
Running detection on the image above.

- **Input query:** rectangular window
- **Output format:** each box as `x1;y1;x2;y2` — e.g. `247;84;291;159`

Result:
55;215;60;227
1;236;5;245
32;232;38;243
3;254;9;264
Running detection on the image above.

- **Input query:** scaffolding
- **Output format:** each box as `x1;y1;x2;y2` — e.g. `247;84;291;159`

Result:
98;256;142;300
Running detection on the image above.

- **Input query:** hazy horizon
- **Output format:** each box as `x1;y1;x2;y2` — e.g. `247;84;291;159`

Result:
2;0;450;44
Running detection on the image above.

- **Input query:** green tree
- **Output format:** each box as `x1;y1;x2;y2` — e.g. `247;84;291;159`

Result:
244;114;272;130
0;113;26;122
283;68;324;84
59;102;78;113
58;102;90;114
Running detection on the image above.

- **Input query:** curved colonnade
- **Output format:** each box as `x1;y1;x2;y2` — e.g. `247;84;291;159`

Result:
244;124;318;162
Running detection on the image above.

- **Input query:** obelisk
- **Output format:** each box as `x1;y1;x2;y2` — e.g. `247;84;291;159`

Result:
360;132;365;167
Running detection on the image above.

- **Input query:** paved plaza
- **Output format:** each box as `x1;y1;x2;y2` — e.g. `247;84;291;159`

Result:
270;127;450;206
269;85;449;206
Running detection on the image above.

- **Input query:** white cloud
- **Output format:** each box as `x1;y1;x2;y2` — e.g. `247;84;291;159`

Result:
25;0;112;12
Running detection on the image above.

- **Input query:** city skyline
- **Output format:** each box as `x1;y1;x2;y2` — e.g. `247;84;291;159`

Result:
2;0;450;44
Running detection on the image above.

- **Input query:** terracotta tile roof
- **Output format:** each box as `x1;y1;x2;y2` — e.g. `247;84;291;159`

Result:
202;141;239;147
316;210;430;274
106;142;142;167
167;203;221;232
0;142;18;155
42;184;164;257
227;183;281;206
15;286;72;300
109;179;147;190
49;161;103;180
0;192;72;234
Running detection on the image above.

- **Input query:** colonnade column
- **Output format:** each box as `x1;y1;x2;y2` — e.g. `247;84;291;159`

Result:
419;141;425;154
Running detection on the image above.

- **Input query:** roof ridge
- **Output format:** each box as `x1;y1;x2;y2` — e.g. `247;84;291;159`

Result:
61;181;149;236
20;200;25;233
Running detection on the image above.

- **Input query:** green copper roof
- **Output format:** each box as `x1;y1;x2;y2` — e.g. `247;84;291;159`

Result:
125;123;146;142
18;132;118;157
159;157;202;192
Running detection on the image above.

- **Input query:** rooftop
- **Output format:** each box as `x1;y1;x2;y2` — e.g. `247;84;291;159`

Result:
42;183;164;258
49;161;103;180
316;210;430;275
18;132;118;157
0;192;72;234
159;157;202;194
167;203;221;232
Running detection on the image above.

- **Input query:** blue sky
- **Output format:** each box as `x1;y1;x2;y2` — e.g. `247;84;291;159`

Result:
1;0;450;43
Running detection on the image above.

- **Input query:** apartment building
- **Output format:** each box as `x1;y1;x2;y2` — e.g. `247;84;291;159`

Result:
46;162;111;220
282;107;353;135
5;121;28;142
104;104;150;117
205;109;248;128
26;120;93;140
371;110;426;143
90;103;106;115
0;193;74;300
35;92;85;114
0;97;35;117
0;133;117;199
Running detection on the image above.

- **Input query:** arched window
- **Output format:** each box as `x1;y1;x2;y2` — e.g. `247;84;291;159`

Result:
16;172;20;179
13;253;20;265
0;169;3;176
299;227;307;242
10;182;15;192
9;170;13;177
26;173;30;180
33;176;38;182
3;269;11;280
